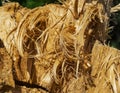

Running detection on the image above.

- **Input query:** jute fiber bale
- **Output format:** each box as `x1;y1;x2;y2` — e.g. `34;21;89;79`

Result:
87;41;120;93
0;48;49;92
0;0;112;93
52;41;120;93
0;48;14;90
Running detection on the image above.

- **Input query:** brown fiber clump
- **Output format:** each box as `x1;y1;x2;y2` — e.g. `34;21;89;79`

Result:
1;0;120;93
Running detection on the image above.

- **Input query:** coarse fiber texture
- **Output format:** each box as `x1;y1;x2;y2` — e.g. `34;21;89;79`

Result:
0;0;114;93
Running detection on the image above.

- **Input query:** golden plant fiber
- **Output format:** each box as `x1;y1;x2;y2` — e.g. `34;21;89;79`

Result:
0;0;118;93
89;41;120;93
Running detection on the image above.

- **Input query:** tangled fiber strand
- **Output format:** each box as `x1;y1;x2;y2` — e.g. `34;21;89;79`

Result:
89;42;120;93
0;0;112;93
111;3;120;13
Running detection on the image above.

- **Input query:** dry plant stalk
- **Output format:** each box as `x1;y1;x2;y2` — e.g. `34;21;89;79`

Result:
0;0;114;93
